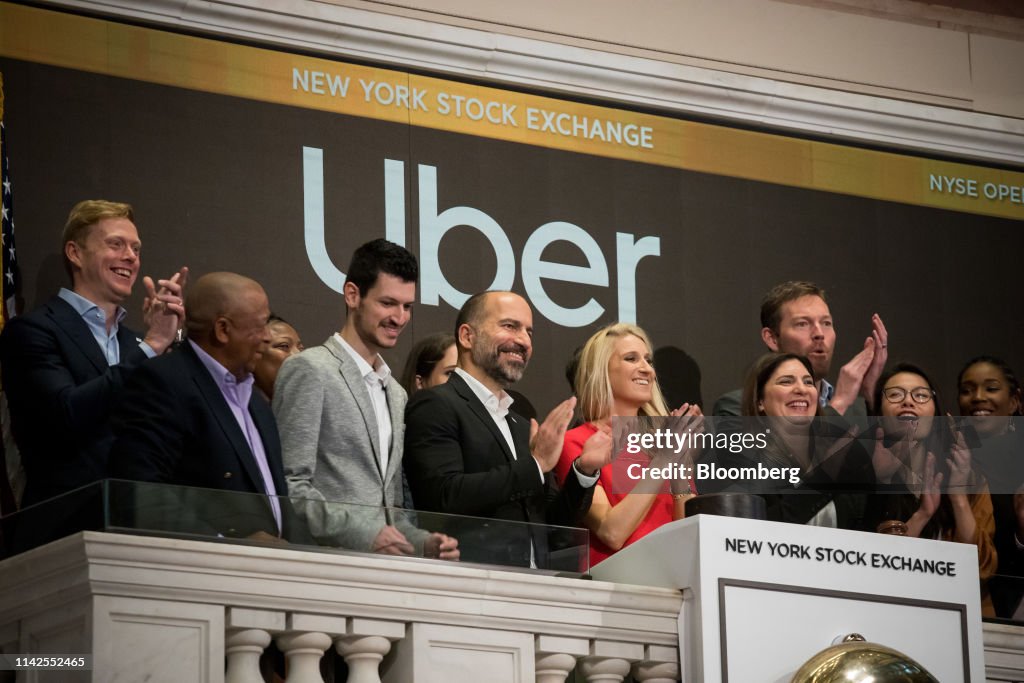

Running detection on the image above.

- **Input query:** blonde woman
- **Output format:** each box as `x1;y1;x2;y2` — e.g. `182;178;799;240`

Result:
555;323;699;566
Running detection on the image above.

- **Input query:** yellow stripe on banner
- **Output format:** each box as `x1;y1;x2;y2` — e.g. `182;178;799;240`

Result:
1;2;1022;220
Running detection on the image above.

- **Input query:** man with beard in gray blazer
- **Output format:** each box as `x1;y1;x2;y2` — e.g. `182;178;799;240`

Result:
273;239;457;559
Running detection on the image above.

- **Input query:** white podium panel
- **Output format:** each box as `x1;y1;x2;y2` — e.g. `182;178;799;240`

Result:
721;582;965;681
590;514;984;682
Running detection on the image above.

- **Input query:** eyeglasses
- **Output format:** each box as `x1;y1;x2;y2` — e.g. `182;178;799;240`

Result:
882;387;934;404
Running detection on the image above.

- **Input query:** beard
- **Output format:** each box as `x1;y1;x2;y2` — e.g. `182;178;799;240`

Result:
808;354;831;380
471;336;528;388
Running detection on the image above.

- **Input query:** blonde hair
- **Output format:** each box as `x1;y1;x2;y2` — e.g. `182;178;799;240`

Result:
575;323;669;422
61;200;134;279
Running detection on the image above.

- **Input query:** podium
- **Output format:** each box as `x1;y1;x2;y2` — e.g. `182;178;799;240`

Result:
590;514;985;682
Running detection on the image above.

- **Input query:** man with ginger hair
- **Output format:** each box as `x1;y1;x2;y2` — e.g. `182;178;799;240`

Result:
0;200;186;507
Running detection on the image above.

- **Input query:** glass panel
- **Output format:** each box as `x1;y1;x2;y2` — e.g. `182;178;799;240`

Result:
990;574;1024;623
0;480;589;575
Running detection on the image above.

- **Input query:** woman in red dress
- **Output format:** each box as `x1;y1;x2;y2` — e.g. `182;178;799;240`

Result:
556;323;700;567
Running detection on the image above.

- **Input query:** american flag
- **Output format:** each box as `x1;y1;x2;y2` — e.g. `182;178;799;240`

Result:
1;117;20;327
0;75;20;515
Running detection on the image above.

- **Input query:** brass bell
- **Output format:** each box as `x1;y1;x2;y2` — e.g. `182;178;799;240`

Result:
876;519;909;536
791;633;938;682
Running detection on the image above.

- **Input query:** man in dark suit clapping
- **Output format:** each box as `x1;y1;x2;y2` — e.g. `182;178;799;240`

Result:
0;200;185;508
404;291;607;568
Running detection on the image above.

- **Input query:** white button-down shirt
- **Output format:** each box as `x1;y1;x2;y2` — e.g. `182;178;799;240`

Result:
454;368;597;569
335;333;393;477
454;367;518;458
453;368;598;489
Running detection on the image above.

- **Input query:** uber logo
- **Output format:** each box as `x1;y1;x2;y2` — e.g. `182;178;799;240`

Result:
303;146;660;326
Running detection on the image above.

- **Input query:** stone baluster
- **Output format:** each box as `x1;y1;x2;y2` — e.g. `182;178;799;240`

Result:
579;640;643;683
632;644;680;683
226;629;272;683
225;607;286;683
278;613;342;683
535;634;589;683
536;653;577;683
334;618;405;683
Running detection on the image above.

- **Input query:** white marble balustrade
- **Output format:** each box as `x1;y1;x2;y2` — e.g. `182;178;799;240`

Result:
0;532;684;683
2;532;1024;682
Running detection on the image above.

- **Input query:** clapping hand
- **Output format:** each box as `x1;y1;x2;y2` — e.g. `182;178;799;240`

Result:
576;424;613;476
831;337;875;415
861;314;888;410
946;415;976;493
143;266;189;353
530;397;577;473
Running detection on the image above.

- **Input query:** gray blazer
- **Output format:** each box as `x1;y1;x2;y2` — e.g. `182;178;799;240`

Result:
273;335;419;550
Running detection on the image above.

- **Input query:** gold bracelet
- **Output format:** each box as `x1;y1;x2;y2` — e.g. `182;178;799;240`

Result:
672;492;694;500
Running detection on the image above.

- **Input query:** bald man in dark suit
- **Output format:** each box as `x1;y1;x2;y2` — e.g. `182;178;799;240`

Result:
110;272;300;541
404;291;608;568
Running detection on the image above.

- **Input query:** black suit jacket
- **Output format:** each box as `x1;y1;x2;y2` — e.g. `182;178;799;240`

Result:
109;342;299;540
404;372;593;567
0;295;149;507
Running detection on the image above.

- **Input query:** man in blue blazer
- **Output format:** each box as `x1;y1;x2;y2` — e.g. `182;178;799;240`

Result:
0;200;185;508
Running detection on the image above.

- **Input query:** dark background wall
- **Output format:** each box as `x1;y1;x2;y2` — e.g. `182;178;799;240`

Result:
1;55;1020;413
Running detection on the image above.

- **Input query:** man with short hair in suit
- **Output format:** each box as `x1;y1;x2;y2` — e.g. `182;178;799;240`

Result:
0;200;185;507
273;239;458;558
109;272;291;541
403;291;609;568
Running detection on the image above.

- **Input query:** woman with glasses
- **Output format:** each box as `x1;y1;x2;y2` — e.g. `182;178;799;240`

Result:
870;363;996;597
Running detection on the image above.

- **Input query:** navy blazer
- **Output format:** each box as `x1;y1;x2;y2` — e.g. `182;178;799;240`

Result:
404;371;593;568
108;342;297;540
0;295;149;507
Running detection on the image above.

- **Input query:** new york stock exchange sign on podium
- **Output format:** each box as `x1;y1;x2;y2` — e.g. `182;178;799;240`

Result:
592;513;984;682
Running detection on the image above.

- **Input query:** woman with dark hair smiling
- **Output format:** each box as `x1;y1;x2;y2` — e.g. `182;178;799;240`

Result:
958;356;1024;590
958;355;1022;439
736;352;873;530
